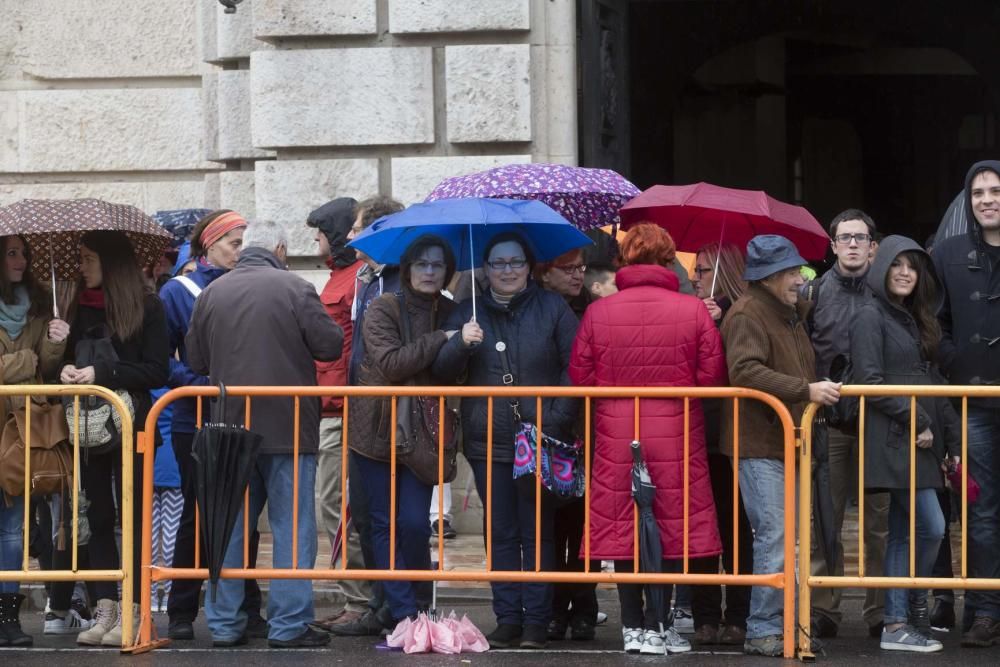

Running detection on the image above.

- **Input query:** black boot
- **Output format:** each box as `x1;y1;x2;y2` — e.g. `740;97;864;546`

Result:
0;593;32;647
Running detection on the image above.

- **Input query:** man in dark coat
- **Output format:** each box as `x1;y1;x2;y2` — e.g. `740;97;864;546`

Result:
186;222;344;648
304;197;371;630
933;159;1000;647
804;208;887;639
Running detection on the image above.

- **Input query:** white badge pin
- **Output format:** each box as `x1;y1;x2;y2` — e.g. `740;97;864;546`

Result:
495;341;507;352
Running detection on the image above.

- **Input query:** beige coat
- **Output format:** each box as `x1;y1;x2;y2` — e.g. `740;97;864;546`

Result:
0;316;66;412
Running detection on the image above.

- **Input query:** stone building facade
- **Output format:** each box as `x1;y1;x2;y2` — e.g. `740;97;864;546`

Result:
0;0;576;258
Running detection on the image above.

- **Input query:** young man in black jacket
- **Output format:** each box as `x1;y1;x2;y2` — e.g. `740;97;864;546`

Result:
933;160;1000;648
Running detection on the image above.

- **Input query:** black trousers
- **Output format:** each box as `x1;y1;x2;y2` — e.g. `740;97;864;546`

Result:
168;431;262;622
690;453;753;629
551;498;599;623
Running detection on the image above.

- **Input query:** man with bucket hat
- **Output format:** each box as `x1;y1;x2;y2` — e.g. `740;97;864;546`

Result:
720;235;841;656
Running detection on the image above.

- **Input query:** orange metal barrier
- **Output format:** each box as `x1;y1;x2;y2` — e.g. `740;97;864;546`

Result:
798;385;1000;661
0;385;135;649
133;385;798;657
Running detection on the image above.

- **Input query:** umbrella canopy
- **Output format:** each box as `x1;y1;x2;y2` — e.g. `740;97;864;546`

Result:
0;198;174;280
347;198;592;271
619;183;830;261
154;208;212;247
191;385;263;601
933;191;966;247
425;163;641;230
631;440;668;634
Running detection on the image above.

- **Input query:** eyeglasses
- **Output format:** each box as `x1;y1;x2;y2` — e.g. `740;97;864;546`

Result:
412;261;446;273
487;258;528;271
834;233;873;245
693;265;713;277
554;264;586;275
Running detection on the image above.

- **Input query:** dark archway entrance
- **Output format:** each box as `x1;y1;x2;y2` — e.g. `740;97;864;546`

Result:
579;0;1000;246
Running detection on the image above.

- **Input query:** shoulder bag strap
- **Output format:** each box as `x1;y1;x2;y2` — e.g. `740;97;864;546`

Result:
172;275;202;298
482;307;521;422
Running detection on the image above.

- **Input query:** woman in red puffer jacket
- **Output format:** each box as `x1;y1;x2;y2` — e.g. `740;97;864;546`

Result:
568;223;726;655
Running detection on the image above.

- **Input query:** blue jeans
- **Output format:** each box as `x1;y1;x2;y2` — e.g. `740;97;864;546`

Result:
0;494;23;594
205;454;318;642
352;452;432;622
738;458;788;639
967;407;1000;619
883;488;944;624
470;459;554;628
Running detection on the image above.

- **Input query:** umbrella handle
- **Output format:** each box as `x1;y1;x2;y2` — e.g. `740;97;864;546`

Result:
214;382;228;424
630;440;642;465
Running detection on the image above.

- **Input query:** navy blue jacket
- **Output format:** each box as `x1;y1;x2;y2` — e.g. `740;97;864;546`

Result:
933;160;1000;405
348;264;400;385
433;281;579;463
158;261;226;433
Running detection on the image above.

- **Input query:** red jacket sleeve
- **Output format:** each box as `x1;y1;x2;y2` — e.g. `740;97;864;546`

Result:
569;308;597;386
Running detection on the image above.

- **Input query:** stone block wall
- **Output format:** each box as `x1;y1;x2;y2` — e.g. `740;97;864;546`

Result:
1;0;577;260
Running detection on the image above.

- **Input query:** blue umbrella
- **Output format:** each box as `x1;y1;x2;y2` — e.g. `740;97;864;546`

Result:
347;197;592;318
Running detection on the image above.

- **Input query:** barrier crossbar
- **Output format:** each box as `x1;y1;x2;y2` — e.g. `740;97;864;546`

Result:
0;385;134;649
135;385;798;657
798;385;1000;661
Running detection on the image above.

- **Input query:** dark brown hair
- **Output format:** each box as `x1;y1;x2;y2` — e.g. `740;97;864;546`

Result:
190;209;234;258
356;196;404;230
891;250;942;362
400;234;456;289
0;235;50;318
80;231;150;341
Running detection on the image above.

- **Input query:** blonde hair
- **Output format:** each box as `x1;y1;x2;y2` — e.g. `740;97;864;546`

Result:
696;242;747;303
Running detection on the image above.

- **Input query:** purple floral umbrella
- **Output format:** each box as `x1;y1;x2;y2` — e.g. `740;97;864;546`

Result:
425;163;640;231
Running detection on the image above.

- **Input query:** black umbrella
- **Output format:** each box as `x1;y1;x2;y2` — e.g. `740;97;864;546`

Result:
933;190;966;246
631;440;667;637
191;384;263;601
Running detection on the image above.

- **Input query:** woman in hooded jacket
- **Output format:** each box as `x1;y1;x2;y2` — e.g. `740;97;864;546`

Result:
0;235;69;646
850;234;957;653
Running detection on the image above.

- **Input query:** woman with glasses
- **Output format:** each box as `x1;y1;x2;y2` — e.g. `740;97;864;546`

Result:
434;232;579;650
533;249;600;642
350;234;463;636
851;235;956;653
688;242;754;646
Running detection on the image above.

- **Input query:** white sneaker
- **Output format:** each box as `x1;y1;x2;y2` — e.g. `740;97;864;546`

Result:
623;626;644;653
663;625;693;653
101;602;139;647
640;629;666;655
76;598;117;646
44;608;93;635
673;606;695;633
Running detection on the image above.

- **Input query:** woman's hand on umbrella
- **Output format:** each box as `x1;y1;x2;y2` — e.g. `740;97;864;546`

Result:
461;320;484;347
47;318;70;343
916;428;934;449
702;298;722;321
808;380;841;406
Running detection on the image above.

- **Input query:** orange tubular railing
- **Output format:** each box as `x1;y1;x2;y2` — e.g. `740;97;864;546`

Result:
133;385;798;657
798;385;1000;661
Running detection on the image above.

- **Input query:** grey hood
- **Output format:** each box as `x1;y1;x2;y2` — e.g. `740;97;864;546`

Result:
866;234;942;314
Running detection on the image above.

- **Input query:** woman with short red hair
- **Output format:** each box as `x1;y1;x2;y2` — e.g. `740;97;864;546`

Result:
569;223;726;656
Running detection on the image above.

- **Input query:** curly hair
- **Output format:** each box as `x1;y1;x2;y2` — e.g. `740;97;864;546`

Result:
619;223;676;267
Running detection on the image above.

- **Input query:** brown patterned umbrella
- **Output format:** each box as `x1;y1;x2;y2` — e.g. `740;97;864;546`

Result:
0;198;173;280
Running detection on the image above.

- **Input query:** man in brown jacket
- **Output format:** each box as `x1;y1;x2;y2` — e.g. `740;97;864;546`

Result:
186;222;344;649
720;235;840;657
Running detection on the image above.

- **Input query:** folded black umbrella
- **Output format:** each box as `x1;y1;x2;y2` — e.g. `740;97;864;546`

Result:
191;384;263;601
631;440;667;636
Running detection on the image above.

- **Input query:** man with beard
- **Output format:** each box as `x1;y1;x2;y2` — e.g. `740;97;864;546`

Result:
305;198;371;630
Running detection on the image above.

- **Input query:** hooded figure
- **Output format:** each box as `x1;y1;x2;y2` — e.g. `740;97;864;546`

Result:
932;159;1000;397
307;197;358;268
852;235;959;491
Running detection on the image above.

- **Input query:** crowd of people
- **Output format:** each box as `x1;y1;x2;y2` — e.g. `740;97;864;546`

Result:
0;159;998;657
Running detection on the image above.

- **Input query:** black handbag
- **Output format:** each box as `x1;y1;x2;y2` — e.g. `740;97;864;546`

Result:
393;293;460;486
824;353;859;434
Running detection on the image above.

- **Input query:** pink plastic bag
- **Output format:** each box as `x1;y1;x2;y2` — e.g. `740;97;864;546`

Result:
387;612;489;654
444;611;490;653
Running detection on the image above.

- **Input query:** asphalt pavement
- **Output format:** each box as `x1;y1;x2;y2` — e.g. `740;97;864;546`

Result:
3;591;1000;665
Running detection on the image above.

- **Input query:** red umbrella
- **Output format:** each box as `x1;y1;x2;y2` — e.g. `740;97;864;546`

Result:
618;183;830;261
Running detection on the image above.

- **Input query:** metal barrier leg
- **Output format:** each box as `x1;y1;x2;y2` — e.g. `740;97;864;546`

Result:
797;409;815;661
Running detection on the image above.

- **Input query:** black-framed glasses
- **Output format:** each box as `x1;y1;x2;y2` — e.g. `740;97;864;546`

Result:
487;258;528;271
554;264;586;275
834;233;873;245
694;265;713;277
